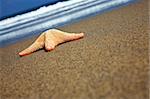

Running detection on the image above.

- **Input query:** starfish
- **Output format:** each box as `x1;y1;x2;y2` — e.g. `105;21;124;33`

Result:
19;29;84;56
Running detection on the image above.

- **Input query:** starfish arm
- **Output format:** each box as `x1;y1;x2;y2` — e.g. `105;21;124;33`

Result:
19;33;45;56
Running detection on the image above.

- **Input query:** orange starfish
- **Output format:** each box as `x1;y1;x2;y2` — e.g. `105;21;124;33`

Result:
19;29;84;56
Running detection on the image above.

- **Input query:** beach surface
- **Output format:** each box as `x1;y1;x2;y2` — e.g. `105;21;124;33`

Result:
0;0;149;99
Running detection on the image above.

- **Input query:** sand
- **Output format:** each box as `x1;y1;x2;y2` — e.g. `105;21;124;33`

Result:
0;0;149;99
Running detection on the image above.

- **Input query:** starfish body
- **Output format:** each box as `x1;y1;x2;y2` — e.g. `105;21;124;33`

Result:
19;29;84;56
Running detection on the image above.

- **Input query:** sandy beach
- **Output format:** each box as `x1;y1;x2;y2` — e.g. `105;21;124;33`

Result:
0;0;149;99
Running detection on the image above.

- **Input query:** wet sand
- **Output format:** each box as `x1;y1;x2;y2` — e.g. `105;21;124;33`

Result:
0;0;149;99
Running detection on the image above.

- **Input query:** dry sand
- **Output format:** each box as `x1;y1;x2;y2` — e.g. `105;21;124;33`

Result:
0;0;149;99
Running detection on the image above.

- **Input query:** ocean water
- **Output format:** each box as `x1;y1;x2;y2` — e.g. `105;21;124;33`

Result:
0;0;69;20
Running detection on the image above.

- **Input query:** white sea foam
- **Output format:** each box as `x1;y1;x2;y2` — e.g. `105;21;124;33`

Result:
0;0;132;28
0;0;87;26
